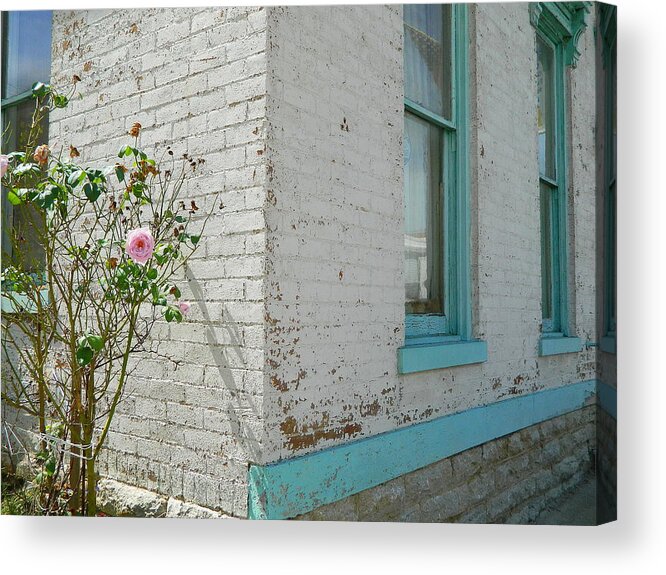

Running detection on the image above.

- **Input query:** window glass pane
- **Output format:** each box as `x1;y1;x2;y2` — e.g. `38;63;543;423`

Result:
404;4;452;120
540;181;554;323
608;181;616;331
536;35;556;180
2;11;52;99
611;41;616;181
2;100;47;272
404;112;443;315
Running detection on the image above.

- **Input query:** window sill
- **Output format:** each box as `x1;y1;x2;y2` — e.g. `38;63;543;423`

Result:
1;292;41;314
600;335;616;355
398;339;487;374
539;335;582;356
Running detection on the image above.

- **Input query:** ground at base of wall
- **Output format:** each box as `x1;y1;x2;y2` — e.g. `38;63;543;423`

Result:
532;472;596;525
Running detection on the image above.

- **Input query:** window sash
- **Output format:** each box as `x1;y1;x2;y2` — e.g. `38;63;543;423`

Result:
603;8;617;336
403;4;471;345
536;29;568;336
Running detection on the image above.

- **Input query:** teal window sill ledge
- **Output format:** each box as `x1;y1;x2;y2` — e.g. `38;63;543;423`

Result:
398;340;488;374
1;292;43;314
539;335;582;356
600;335;616;355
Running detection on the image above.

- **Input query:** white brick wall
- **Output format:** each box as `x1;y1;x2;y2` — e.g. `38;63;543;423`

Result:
261;4;600;464
49;7;267;516
43;4;607;516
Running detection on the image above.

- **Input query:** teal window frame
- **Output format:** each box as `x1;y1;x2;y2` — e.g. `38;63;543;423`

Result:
530;2;589;357
599;4;616;355
399;4;487;374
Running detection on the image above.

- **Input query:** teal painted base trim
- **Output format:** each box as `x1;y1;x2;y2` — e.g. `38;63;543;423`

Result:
248;379;596;520
597;380;616;420
398;340;487;374
539;335;582;356
600;335;616;355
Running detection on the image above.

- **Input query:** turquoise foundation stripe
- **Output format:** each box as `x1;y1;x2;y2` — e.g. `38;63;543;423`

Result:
248;379;597;520
597;380;617;420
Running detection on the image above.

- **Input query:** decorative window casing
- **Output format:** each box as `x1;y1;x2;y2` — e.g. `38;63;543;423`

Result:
530;2;589;356
398;4;486;374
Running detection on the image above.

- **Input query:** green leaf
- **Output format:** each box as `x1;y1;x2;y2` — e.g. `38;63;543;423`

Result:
13;163;39;176
115;166;126;182
164;306;183;323
170;285;181;299
67;169;85;187
76;346;94;367
146;268;158;280
83;182;101;202
53;94;69;108
7;190;22;205
86;334;104;352
34;187;58;210
190;235;200;245
45;458;56;476
175;215;187;223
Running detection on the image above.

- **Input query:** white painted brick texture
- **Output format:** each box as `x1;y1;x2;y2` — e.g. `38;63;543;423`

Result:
262;4;600;463
49;7;267;516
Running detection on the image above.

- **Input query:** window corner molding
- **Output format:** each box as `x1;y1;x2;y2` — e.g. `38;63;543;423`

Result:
529;2;591;68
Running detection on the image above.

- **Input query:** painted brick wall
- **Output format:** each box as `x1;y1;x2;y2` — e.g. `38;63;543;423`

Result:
262;4;600;464
30;3;609;519
48;7;267;516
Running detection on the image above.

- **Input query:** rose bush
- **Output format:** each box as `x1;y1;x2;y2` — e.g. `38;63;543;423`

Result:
1;80;218;515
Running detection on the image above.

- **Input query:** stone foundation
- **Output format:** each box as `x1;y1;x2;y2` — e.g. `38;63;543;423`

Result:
295;406;597;523
97;479;231;518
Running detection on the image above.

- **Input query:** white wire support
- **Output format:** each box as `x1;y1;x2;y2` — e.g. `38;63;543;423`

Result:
1;420;95;461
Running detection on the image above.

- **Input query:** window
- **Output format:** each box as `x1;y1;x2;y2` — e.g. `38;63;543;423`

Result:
530;2;588;356
599;4;616;354
398;4;486;374
1;10;52;274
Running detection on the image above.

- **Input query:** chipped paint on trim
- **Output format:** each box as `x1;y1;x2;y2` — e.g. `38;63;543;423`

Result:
247;379;597;519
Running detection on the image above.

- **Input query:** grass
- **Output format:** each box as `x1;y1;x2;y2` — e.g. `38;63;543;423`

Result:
1;470;39;515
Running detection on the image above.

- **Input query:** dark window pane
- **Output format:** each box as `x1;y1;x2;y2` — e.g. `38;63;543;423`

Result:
2;11;52;99
540;182;553;322
2;100;47;271
404;112;443;314
537;35;556;180
404;4;452;120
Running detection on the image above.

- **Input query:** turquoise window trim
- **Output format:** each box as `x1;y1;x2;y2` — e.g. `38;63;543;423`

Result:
403;4;478;360
531;2;589;343
398;339;487;374
539;334;582;356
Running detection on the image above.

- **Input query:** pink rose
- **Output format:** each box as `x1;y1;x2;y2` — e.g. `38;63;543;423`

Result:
0;155;8;178
125;228;155;265
177;302;191;315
